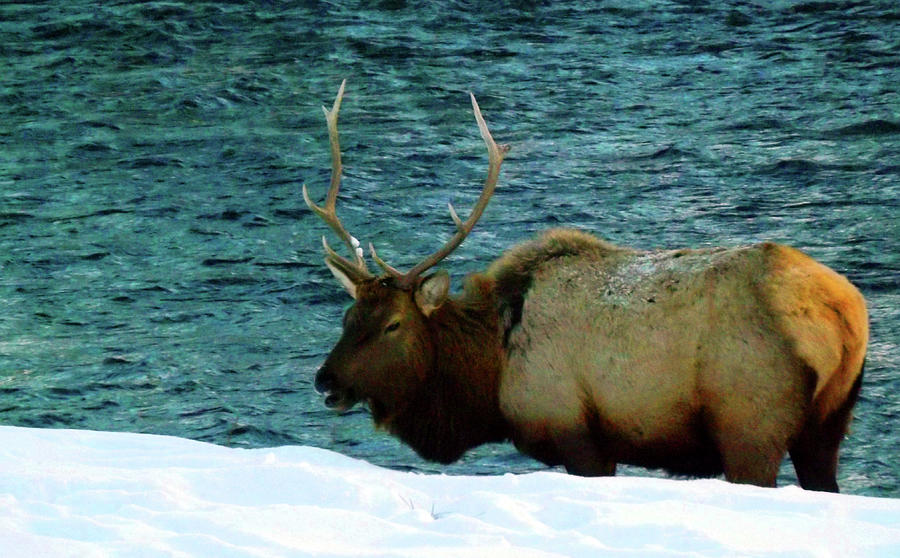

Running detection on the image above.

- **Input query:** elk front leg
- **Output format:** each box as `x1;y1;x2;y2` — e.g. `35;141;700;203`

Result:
513;425;616;476
557;431;617;477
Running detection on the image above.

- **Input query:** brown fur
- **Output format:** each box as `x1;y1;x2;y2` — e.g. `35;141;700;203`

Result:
315;228;868;491
316;274;510;463
384;274;510;463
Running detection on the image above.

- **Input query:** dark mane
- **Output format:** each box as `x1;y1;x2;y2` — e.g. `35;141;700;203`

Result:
386;274;510;463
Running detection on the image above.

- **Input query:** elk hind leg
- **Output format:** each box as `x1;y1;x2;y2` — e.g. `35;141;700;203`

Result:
718;441;783;488
708;411;784;488
789;370;863;493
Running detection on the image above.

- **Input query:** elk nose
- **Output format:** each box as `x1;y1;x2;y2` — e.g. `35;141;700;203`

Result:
314;367;334;395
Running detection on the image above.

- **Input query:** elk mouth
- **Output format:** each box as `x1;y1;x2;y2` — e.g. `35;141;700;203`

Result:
315;368;359;412
321;388;359;413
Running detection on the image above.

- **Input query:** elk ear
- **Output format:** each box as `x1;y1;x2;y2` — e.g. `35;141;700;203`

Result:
415;270;450;316
324;256;367;299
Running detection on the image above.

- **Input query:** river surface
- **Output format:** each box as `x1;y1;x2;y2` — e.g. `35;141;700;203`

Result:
1;1;898;496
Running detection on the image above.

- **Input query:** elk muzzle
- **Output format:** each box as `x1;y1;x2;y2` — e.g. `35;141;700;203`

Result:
314;365;358;412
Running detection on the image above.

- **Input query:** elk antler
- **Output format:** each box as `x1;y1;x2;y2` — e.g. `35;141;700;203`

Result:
305;81;508;291
302;79;373;280
370;92;509;290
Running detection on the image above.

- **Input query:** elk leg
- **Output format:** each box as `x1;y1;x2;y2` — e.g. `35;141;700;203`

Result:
708;412;783;487
719;447;781;487
789;371;863;493
554;429;617;477
789;428;840;493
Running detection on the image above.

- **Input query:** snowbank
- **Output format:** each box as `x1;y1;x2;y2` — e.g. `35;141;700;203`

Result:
0;426;897;557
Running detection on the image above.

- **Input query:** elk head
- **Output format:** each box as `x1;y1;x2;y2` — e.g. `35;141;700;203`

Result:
303;80;508;425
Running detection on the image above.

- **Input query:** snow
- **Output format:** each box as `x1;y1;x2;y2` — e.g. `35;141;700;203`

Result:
0;426;898;557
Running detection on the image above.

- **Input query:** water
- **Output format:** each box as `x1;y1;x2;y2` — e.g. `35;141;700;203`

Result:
1;1;898;496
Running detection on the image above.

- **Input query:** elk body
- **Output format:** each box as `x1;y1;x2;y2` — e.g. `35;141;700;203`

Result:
304;81;868;492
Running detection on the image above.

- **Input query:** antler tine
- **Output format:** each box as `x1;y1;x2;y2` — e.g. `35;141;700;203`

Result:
302;79;371;274
369;242;404;278
388;92;509;289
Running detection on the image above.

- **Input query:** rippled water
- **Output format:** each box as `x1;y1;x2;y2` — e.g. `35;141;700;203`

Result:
1;1;898;496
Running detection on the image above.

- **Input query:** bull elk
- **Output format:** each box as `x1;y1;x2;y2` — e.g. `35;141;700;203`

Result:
303;80;868;492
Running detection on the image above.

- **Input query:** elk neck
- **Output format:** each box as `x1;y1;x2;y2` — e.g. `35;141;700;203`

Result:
386;274;512;464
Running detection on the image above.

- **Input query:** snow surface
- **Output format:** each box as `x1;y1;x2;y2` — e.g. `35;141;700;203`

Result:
0;426;898;557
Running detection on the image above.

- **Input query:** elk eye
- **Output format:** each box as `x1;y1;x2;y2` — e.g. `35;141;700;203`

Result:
384;321;401;334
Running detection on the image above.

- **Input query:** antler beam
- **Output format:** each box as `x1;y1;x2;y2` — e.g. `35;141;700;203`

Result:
306;80;508;291
371;93;509;289
302;79;372;277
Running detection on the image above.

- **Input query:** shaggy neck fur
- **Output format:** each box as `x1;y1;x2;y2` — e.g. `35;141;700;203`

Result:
385;275;511;463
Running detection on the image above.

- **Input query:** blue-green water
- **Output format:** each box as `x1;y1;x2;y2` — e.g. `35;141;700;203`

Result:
1;2;898;496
